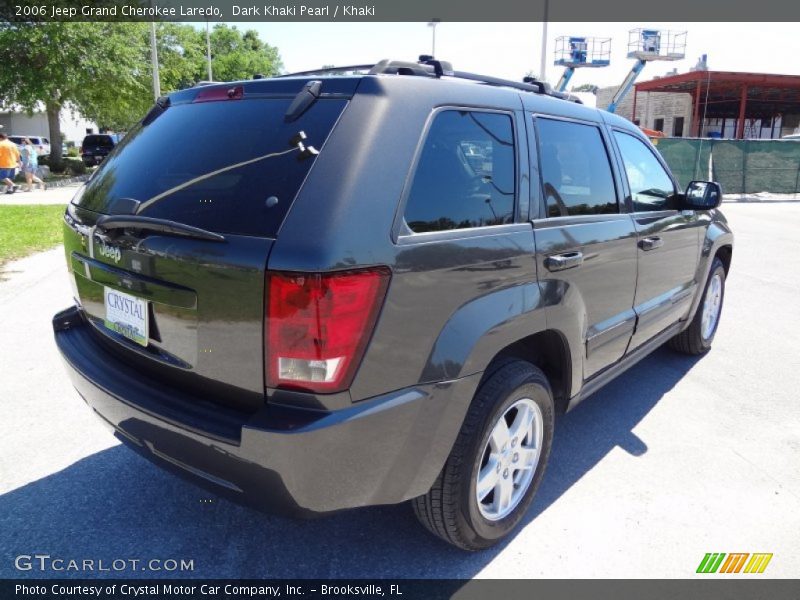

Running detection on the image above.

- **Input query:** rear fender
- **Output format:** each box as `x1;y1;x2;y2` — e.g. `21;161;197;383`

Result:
421;282;549;382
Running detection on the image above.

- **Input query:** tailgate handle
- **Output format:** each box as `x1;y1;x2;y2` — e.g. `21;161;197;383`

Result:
640;236;664;251
545;251;584;272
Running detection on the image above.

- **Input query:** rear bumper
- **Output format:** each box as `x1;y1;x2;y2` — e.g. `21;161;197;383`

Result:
53;306;480;517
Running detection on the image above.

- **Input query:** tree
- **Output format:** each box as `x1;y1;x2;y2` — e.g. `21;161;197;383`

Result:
572;83;599;94
208;24;282;81
0;23;283;164
0;22;148;167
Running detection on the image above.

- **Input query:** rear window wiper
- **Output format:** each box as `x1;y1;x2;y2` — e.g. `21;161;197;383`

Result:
95;215;226;243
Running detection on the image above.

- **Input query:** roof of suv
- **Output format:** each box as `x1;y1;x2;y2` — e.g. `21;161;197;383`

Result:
171;58;641;139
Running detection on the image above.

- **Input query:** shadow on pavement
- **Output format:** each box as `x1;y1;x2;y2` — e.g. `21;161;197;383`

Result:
0;348;701;579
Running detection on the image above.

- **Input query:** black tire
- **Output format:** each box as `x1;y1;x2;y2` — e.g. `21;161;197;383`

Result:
412;360;554;551
669;257;726;355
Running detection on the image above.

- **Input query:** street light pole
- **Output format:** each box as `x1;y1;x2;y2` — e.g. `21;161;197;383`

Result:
539;0;549;83
150;22;160;100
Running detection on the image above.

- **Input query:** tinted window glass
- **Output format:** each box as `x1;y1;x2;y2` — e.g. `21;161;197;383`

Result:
74;98;347;237
536;118;618;217
404;110;515;233
9;137;23;144
613;131;676;211
82;135;115;148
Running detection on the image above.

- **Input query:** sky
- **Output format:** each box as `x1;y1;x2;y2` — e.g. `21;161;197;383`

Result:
204;22;800;90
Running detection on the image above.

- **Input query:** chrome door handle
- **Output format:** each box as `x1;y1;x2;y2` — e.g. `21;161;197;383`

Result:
640;236;664;251
545;251;584;272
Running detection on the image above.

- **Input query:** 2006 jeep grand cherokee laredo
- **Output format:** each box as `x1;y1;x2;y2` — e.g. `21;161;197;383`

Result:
53;58;733;550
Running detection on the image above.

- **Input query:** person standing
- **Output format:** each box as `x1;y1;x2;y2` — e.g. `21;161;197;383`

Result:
20;138;45;192
0;132;20;194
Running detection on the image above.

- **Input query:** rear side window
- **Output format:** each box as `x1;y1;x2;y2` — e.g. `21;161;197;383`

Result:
74;97;348;237
536;118;618;217
613;131;676;211
9;137;22;144
403;110;515;233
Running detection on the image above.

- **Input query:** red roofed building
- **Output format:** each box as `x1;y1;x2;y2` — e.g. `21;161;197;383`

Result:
597;70;800;139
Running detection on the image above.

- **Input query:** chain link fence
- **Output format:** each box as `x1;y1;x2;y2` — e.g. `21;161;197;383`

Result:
652;138;800;194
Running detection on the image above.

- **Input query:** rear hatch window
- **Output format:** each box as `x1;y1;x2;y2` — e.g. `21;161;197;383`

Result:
83;135;115;148
74;94;348;237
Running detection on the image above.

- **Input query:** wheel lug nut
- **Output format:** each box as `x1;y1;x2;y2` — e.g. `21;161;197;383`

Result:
511;438;517;447
503;468;509;478
513;453;519;463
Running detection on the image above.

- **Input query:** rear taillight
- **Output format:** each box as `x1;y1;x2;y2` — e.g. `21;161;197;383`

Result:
266;267;391;393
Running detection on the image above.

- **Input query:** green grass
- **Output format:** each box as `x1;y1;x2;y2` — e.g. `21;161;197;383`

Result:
0;204;65;265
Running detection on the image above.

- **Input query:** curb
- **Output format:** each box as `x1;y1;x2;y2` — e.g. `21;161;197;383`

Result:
723;194;800;203
43;174;91;189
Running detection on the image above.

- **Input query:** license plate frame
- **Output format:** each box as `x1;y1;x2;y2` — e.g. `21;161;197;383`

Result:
103;287;149;346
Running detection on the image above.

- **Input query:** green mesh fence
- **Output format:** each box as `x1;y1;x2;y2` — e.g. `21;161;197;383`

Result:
652;138;800;194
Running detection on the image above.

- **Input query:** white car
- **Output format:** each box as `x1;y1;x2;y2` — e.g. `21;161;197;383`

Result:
8;135;51;157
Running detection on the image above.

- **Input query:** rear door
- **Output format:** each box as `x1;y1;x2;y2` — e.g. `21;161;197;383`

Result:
65;84;351;412
531;115;638;380
610;130;702;350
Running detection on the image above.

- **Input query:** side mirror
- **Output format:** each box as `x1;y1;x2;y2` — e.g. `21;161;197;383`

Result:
682;180;723;210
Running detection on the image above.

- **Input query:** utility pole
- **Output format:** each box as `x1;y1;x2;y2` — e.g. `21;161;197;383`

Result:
428;20;440;57
206;20;213;81
539;0;549;83
150;22;160;100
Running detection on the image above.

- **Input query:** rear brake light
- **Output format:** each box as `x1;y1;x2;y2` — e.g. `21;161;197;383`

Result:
266;268;391;393
193;85;244;103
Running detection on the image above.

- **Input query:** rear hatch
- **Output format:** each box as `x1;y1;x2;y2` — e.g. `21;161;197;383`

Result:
64;77;355;412
81;134;116;158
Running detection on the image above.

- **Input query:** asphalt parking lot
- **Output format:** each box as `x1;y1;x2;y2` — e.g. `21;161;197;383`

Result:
1;201;798;579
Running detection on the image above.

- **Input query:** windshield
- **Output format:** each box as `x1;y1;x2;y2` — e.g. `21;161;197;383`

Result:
74;97;347;237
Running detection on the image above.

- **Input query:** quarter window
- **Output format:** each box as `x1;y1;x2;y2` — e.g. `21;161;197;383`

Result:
536;118;618;217
404;110;515;233
613;131;676;212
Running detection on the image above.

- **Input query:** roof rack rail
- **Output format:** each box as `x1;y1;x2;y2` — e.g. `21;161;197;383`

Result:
369;59;438;77
277;64;376;78
447;68;581;104
278;58;582;104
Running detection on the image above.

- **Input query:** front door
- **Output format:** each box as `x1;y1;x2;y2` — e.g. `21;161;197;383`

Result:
611;130;703;351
